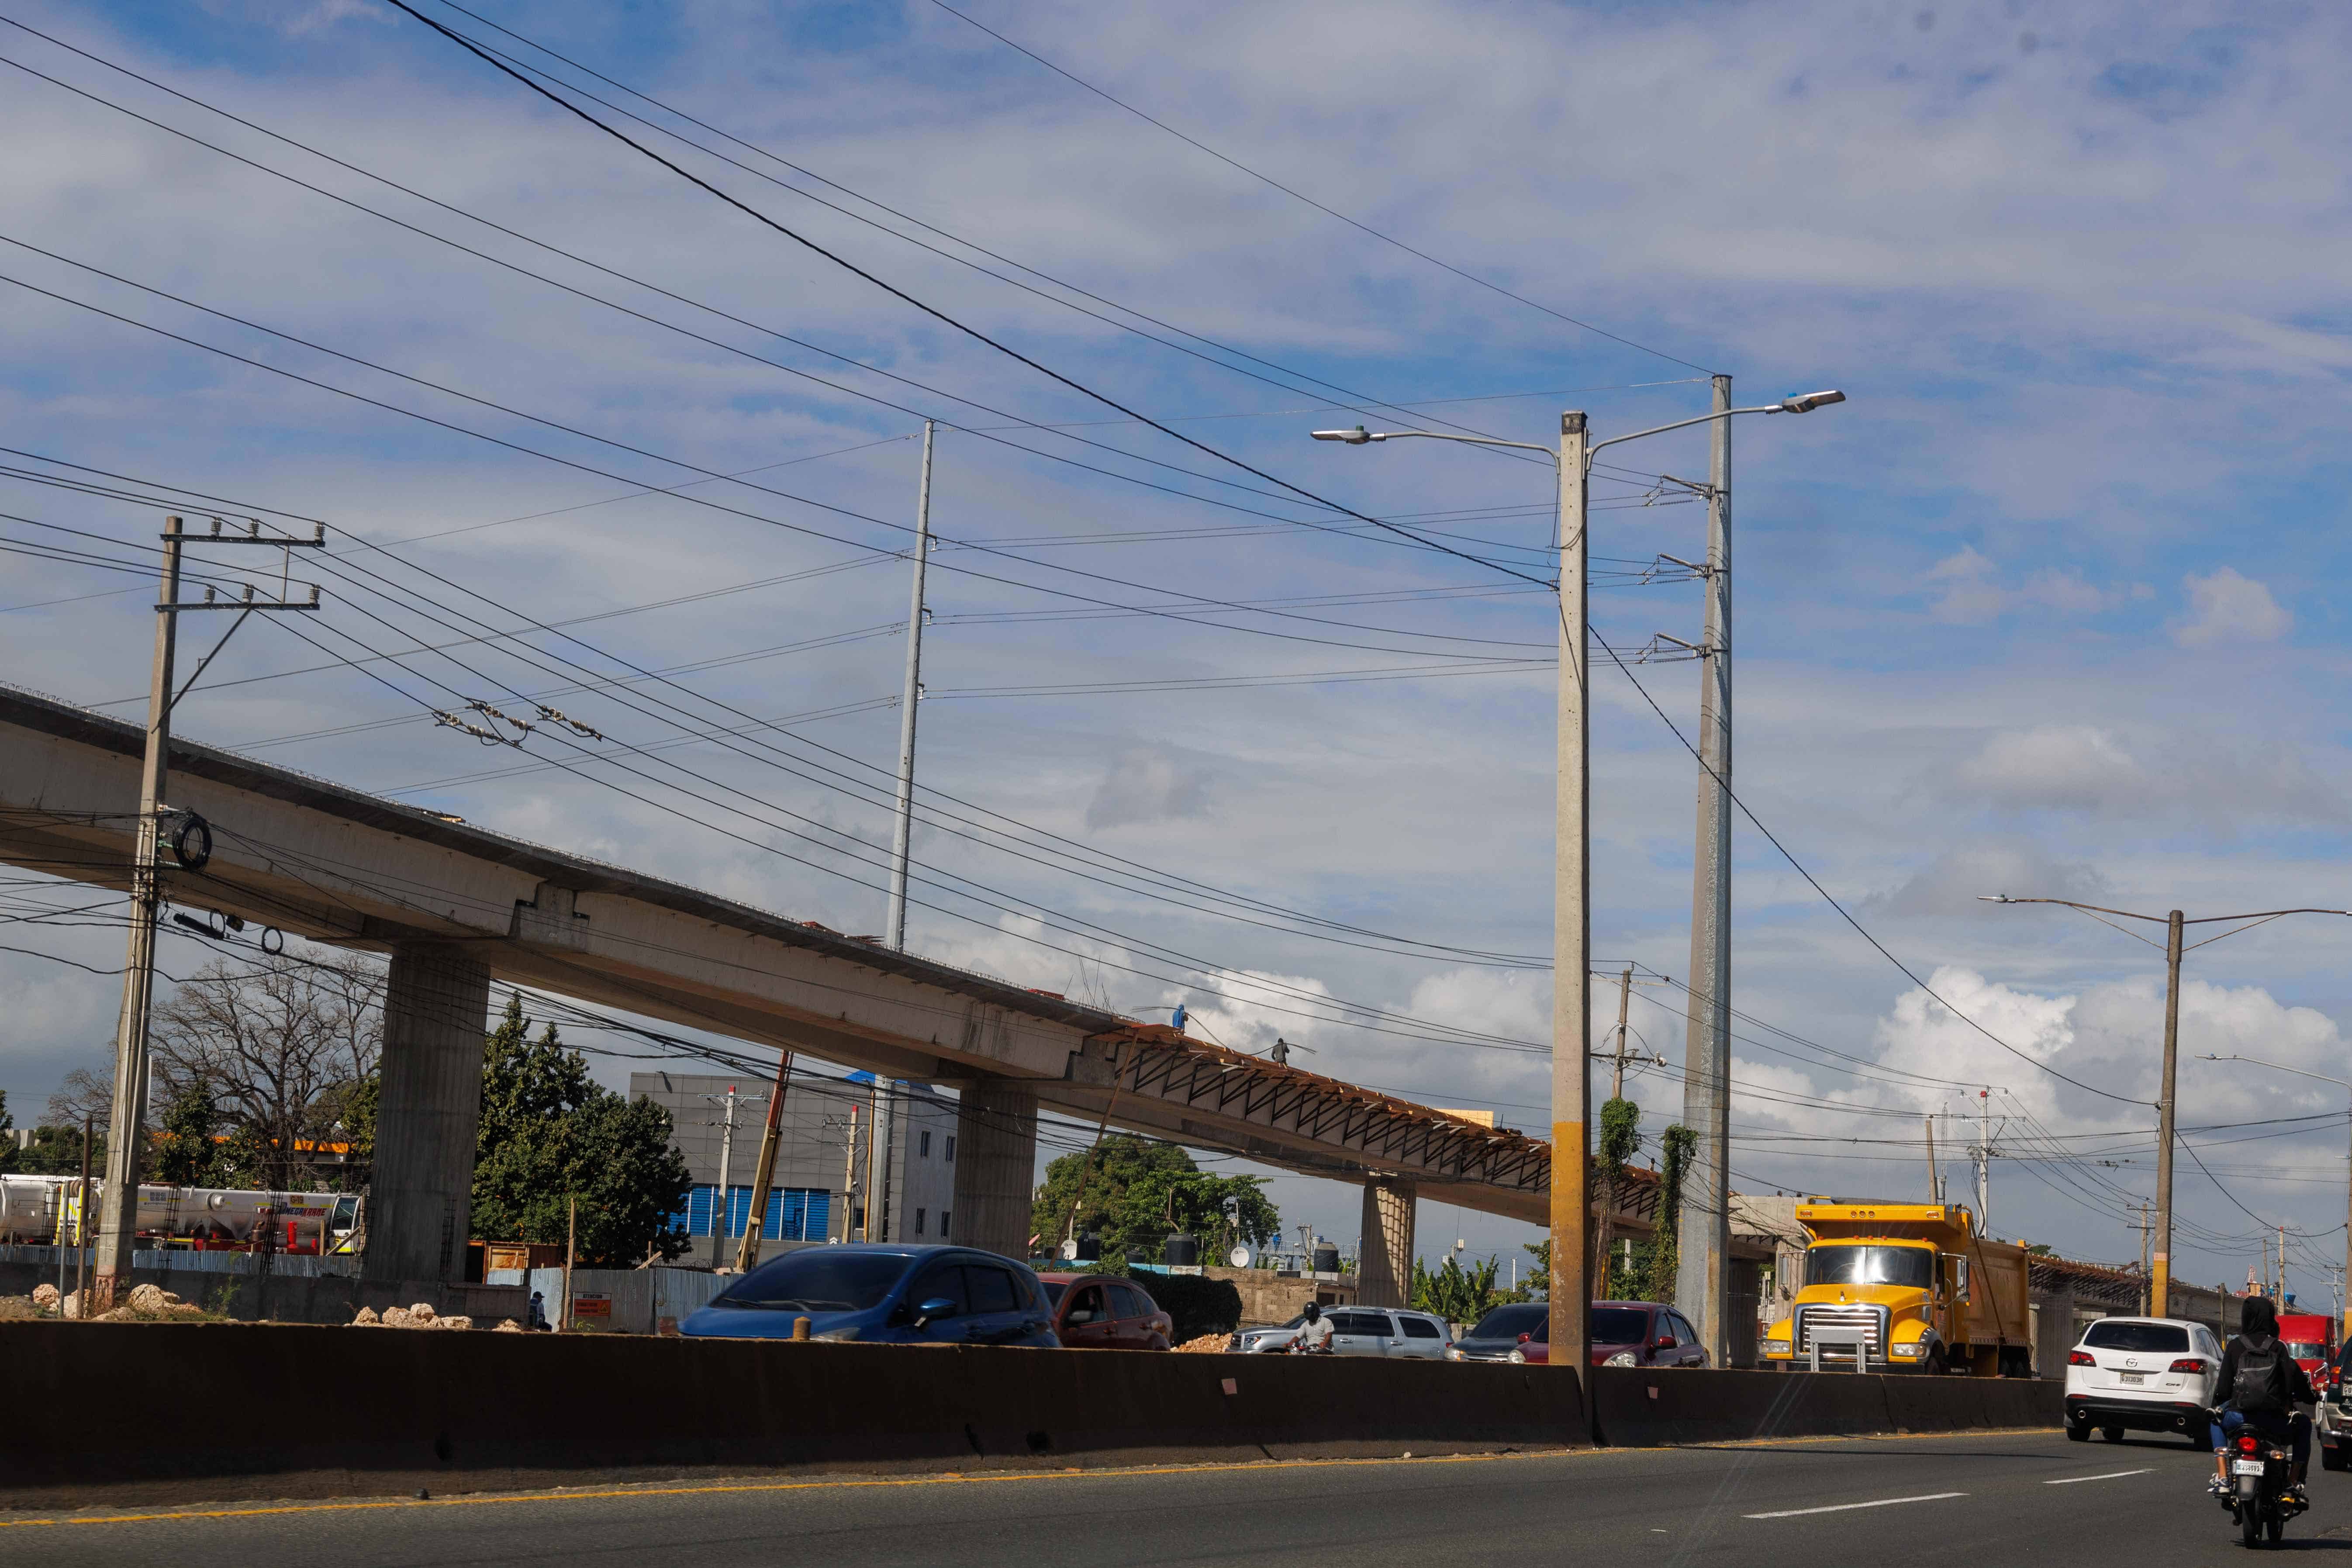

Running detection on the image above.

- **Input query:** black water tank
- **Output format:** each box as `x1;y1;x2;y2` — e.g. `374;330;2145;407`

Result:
1164;1231;1199;1267
1311;1243;1340;1273
1074;1231;1102;1262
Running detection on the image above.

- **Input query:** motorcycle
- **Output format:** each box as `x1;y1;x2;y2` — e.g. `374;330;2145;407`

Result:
2218;1420;2309;1549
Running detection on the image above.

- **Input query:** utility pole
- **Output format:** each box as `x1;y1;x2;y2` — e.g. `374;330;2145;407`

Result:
884;421;936;953
705;1086;739;1271
865;1075;893;1243
1982;894;2352;1321
1550;410;1594;1388
1609;967;1636;1099
733;1051;795;1271
1972;1088;1994;1232
2131;1203;2155;1316
561;1195;576;1332
1676;373;1735;1368
92;515;321;1312
2278;1224;2288;1302
2155;908;2183;1317
1923;1116;1944;1206
839;1104;861;1241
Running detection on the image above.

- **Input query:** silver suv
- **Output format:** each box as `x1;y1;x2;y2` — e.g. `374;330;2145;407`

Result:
1236;1306;1454;1357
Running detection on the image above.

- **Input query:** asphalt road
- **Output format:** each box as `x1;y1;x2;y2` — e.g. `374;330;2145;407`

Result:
5;1428;2343;1566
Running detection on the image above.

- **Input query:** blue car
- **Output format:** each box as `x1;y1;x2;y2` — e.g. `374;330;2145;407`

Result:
679;1243;1061;1347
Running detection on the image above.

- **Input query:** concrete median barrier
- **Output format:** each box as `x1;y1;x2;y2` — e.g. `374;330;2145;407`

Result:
0;1323;1589;1509
0;1325;2065;1510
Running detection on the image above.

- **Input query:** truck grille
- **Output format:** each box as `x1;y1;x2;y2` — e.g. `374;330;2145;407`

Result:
1795;1304;1888;1363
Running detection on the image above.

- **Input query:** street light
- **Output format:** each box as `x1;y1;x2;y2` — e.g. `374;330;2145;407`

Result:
2199;1052;2352;1341
1979;894;2349;1318
1312;389;1844;1385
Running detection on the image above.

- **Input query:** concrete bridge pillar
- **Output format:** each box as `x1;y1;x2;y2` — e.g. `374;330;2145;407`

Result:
364;944;491;1283
950;1078;1038;1261
1357;1179;1417;1308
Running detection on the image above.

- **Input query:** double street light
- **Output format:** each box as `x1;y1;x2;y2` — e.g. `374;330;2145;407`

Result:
1311;387;1844;1384
1980;895;2351;1320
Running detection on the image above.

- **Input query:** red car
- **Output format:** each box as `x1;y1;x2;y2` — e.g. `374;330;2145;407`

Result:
1035;1272;1174;1350
1449;1300;1710;1368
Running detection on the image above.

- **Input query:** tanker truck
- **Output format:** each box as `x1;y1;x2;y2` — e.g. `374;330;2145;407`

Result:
0;1174;362;1254
1760;1200;2034;1375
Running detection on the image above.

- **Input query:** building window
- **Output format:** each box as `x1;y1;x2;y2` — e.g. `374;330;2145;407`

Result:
915;1208;927;1235
945;1135;956;1163
920;1130;932;1158
940;1210;950;1237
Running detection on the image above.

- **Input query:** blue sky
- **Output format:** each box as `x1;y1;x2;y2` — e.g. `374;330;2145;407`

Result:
3;0;2349;1293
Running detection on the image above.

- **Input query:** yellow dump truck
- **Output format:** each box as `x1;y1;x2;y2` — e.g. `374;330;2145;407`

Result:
1761;1200;2033;1376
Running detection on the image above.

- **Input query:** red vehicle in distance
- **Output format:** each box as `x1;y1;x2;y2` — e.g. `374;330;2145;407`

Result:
2279;1310;2335;1395
1035;1272;1174;1350
1447;1300;1710;1367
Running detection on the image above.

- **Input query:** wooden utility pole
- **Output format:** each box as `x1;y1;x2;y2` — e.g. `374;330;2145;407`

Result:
734;1051;796;1272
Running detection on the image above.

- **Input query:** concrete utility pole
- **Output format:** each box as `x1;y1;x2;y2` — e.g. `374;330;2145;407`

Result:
92;515;321;1311
1610;967;1635;1100
706;1085;739;1271
1985;894;2352;1318
1675;373;1735;1366
884;421;936;953
865;1075;893;1243
1973;1088;1994;1232
1551;410;1594;1386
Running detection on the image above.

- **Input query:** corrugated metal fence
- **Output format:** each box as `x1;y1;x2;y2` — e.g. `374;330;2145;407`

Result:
485;1266;731;1333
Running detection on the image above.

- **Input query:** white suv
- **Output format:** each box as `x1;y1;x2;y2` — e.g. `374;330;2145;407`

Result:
2064;1316;2222;1444
1236;1307;1453;1358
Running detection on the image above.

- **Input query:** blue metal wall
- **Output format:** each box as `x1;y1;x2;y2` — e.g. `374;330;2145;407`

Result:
675;1186;832;1241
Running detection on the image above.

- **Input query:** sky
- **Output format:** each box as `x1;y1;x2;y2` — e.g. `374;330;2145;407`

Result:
2;0;2348;1295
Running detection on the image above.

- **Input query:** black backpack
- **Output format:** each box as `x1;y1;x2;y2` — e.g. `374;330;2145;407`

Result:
2235;1337;2290;1415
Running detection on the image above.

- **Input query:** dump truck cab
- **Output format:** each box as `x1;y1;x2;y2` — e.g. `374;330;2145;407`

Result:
1760;1200;2031;1376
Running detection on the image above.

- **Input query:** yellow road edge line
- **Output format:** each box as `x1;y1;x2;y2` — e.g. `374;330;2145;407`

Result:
0;1449;1594;1529
0;1424;2065;1530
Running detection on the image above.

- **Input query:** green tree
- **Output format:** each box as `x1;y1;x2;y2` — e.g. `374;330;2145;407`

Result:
1411;1253;1504;1323
13;1123;97;1177
468;999;693;1264
0;1088;12;1174
1029;1133;1279;1261
1643;1124;1697;1304
153;1084;224;1187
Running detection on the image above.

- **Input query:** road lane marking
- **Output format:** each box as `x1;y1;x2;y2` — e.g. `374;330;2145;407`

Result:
1743;1491;1966;1519
2045;1469;2152;1485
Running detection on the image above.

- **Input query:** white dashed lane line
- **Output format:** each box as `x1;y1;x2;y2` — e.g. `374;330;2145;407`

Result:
1742;1492;1968;1520
2045;1469;2153;1485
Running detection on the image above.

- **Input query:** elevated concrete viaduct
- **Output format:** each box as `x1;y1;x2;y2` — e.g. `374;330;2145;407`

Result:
0;684;1569;1288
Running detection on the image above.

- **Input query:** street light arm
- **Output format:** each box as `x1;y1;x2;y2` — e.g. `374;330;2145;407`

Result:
1586;405;1790;457
1310;427;1560;462
2197;1053;2352;1091
1976;894;2171;923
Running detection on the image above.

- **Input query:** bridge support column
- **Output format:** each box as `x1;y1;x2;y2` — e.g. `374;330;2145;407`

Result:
364;944;490;1284
1357;1179;1416;1309
950;1078;1037;1260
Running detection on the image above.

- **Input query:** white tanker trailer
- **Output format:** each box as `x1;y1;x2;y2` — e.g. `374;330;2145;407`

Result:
0;1174;361;1253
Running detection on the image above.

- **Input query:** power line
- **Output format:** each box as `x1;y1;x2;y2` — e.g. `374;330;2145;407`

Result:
917;0;1715;374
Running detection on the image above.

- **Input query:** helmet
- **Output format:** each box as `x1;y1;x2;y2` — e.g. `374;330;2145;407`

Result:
1303;1302;1321;1322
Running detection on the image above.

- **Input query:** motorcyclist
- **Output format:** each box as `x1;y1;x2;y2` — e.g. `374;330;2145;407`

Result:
1293;1301;1334;1354
2211;1295;2316;1502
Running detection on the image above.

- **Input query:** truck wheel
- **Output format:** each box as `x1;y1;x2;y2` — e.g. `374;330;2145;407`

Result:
1926;1347;1948;1376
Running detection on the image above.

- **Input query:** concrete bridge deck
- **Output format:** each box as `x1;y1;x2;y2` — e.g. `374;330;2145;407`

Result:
0;681;1589;1299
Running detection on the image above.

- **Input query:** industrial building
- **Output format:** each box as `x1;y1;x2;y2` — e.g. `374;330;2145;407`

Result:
630;1070;959;1264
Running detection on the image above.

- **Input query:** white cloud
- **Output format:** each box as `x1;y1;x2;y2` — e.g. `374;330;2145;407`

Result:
2175;567;2291;646
1084;746;1213;831
1951;725;2146;812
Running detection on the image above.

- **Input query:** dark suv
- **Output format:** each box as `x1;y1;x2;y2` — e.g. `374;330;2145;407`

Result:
681;1243;1058;1346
